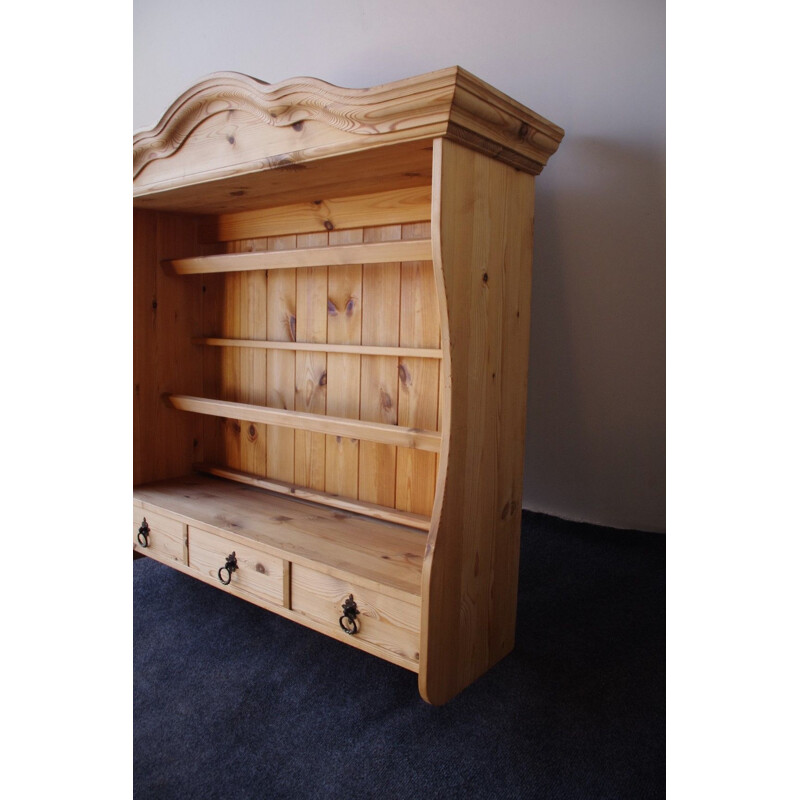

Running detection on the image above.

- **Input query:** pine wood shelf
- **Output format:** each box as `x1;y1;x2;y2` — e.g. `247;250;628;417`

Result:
193;462;431;531
166;239;432;275
191;338;443;359
166;394;442;451
133;66;563;704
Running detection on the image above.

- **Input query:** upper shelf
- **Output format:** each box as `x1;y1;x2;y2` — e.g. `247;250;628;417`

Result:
133;67;564;214
165;238;432;275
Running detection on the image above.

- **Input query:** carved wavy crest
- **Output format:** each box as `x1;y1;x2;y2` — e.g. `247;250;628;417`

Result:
133;70;458;180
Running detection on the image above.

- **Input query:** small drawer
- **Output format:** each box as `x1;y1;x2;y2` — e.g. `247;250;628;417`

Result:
188;527;285;608
133;506;187;565
291;565;420;665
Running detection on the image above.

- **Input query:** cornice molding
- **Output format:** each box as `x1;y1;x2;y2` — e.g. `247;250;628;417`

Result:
133;67;563;186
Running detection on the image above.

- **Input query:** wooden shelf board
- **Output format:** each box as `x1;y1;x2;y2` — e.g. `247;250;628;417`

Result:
133;474;425;602
192;337;443;360
166;239;432;275
194;463;431;531
167;394;441;452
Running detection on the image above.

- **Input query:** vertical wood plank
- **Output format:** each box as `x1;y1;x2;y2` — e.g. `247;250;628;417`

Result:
201;271;224;466
397;222;439;515
420;139;537;705
133;209;158;485
266;234;297;482
133;211;205;485
359;225;401;507
325;229;363;499
239;238;268;477
489;172;535;661
294;232;328;490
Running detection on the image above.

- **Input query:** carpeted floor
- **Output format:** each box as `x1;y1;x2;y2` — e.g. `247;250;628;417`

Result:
134;511;665;799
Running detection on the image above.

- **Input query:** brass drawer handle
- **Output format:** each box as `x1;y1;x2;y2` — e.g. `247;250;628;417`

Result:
137;518;150;548
339;594;360;635
218;552;238;585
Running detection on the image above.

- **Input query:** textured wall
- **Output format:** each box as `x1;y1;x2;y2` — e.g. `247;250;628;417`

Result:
134;0;665;532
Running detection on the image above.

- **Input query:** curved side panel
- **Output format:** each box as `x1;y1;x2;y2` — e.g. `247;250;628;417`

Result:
419;138;536;705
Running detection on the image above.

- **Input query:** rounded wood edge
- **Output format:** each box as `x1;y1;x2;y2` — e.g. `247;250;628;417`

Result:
418;138;453;705
133;67;564;187
133;69;458;182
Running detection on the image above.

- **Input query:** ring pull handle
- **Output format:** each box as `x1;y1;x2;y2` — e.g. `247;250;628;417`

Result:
137;518;150;548
218;552;238;585
339;594;360;635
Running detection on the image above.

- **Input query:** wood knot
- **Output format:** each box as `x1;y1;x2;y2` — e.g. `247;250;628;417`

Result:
255;563;266;574
379;388;393;412
482;272;489;283
327;299;338;316
227;135;236;145
398;363;411;387
345;297;357;316
319;371;327;387
518;122;530;140
247;424;257;442
323;220;334;231
230;190;245;197
288;314;297;342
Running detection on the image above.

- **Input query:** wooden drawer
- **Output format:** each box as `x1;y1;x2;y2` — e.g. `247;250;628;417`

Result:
291;565;420;667
188;526;286;608
133;506;187;564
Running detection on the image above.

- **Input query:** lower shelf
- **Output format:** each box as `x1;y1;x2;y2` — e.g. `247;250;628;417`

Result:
133;473;425;670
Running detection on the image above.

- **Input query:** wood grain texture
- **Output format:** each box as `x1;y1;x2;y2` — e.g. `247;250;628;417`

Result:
223;238;268;476
193;338;442;359
134;68;562;704
419;139;536;705
359;226;401;508
396;222;440;516
133;67;563;198
194;462;431;530
132;506;187;565
133;140;433;215
202;186;431;242
294;232;328;490
133;210;206;485
325;228;363;501
166;239;432;275
189;526;285;608
134;474;426;602
167;395;441;451
291;564;420;668
266;235;297;482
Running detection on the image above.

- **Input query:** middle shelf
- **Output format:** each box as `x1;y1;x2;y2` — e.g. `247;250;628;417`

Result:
167;394;442;452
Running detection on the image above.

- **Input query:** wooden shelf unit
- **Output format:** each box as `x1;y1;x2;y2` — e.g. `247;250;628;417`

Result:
133;66;563;704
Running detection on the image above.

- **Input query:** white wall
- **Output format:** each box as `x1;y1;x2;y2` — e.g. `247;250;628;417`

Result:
134;0;665;532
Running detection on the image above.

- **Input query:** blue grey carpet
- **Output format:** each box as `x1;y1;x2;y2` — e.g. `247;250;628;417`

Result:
134;511;665;799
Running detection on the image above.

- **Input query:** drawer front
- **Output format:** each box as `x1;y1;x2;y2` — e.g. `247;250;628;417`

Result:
189;527;285;608
133;507;187;564
291;565;420;665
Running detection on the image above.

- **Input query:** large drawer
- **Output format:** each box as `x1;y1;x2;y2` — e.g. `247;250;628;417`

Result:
188;526;286;608
291;564;420;667
133;506;187;565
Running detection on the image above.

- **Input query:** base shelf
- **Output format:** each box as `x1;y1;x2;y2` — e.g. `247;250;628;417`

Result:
133;473;425;603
